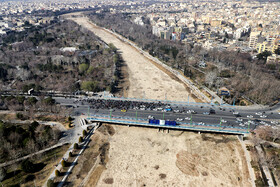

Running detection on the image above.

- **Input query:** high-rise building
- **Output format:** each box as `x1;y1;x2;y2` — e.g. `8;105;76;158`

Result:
249;31;261;48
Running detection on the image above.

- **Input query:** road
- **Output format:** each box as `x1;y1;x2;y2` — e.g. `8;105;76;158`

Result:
55;97;280;131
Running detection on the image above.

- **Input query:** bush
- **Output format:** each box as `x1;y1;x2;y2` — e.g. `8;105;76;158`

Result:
79;136;83;143
55;169;60;177
69;151;72;157
61;160;66;168
47;179;55;187
74;143;79;149
21;159;36;173
83;130;87;137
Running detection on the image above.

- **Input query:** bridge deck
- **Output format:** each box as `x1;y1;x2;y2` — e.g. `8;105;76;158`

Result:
86;115;249;135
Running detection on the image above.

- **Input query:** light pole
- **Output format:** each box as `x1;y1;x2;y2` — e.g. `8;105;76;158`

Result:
136;110;138;121
220;117;222;129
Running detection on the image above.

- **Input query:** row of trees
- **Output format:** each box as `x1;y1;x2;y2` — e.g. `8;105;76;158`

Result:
89;12;280;104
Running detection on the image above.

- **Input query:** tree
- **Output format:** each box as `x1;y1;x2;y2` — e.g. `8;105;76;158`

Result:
83;130;87;137
0;167;6;182
79;63;89;74
205;71;217;87
47;179;55;187
81;81;99;92
69;151;73;157
44;97;55;105
256;50;272;61
21;159;36;173
61;160;67;168
274;48;280;55
55;169;60;177
79;136;83;143
74;143;79;149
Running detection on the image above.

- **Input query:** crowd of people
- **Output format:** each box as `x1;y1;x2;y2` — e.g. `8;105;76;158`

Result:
75;98;170;110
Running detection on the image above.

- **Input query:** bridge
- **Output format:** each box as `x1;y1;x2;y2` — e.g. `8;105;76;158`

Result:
86;114;250;135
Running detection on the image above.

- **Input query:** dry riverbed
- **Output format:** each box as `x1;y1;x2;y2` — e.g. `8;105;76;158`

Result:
85;125;251;187
66;13;195;102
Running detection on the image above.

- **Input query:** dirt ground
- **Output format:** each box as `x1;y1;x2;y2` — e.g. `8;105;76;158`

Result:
90;125;251;187
66;14;195;102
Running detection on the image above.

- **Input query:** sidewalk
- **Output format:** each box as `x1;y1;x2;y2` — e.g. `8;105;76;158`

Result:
238;136;256;187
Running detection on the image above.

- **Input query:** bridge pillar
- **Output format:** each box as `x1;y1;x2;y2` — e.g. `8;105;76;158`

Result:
198;131;201;134
128;125;130;127
158;128;160;132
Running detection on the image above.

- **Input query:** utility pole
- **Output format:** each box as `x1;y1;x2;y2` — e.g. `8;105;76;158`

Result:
136;110;137;121
220;117;222;130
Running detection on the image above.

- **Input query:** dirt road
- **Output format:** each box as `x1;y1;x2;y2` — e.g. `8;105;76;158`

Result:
67;14;195;102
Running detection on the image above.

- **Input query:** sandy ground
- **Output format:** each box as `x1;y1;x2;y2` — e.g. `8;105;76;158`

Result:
67;14;195;102
94;126;251;187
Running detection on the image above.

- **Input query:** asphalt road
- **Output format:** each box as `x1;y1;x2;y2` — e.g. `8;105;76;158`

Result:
55;97;280;130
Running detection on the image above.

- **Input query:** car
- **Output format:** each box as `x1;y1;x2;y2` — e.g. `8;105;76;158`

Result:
247;115;253;118
198;122;205;125
239;123;245;127
221;119;227;123
260;115;267;118
121;109;127;112
185;117;191;120
176;118;183;121
236;118;243;122
148;115;154;119
174;110;180;113
140;108;146;110
256;112;262;116
271;121;279;125
203;112;210;115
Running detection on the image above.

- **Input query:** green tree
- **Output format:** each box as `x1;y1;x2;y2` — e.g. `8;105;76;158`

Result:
257;50;272;61
81;81;99;92
47;179;55;187
275;48;280;55
79;63;89;74
83;130;87;137
21;159;36;173
55;169;60;177
44;97;55;105
79;136;83;143
74;143;79;149
61;160;66;168
28;97;38;105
